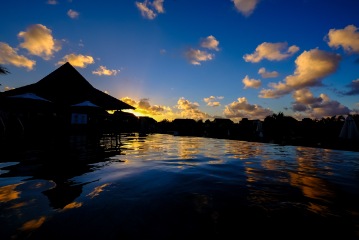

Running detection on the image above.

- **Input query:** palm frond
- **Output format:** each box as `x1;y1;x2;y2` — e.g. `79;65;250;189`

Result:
0;65;10;75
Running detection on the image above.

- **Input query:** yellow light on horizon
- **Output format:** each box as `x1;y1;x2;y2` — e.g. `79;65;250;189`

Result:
108;109;172;122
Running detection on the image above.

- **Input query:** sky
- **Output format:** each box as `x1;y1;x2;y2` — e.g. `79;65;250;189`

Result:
1;0;359;122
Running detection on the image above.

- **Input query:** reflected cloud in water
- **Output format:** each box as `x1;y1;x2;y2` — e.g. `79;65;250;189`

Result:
0;133;358;239
0;183;23;202
20;216;46;231
61;201;83;211
87;183;111;199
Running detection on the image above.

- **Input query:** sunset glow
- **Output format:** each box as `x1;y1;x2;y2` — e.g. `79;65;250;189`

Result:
1;0;358;122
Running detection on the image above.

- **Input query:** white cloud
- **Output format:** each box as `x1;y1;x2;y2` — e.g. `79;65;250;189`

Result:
0;42;36;70
244;42;299;63
259;49;341;98
152;0;164;13
185;48;214;65
176;97;211;120
200;35;220;51
18;24;61;60
92;66;118;76
58;54;94;68
258;67;279;78
203;96;223;107
242;75;261;89
326;24;359;54
67;9;80;19
231;0;260;17
135;0;165;20
224;97;273;120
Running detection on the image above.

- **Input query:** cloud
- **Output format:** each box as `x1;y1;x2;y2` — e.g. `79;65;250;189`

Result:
46;0;58;5
258;67;279;78
242;75;261;89
231;0;260;17
200;35;220;51
4;86;15;91
92;66;119;76
342;79;359;95
259;49;341;98
67;9;80;19
326;24;359;54
58;54;94;68
224;97;273;120
121;97;172;117
0;42;36;70
291;88;322;111
120;97;137;107
244;42;299;63
203;96;223;107
291;88;350;118
152;0;164;13
185;48;214;65
18;24;61;60
135;0;165;20
176;97;211;120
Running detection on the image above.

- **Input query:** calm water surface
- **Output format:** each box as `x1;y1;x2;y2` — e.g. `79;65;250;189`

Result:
1;133;359;239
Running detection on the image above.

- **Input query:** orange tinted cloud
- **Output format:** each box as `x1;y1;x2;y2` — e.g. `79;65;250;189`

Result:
260;49;341;98
18;24;61;60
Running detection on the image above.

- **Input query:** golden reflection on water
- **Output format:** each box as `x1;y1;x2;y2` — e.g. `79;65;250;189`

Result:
290;172;334;215
9;202;27;209
0;134;358;239
176;137;202;159
87;183;111;199
0;183;23;203
224;140;264;160
19;216;46;231
291;147;338;216
62;201;83;210
245;167;258;183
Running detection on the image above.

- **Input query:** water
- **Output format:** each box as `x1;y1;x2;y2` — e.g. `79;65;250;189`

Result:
1;133;359;239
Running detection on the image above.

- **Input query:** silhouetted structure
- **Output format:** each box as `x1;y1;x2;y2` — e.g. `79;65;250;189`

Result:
0;62;135;142
170;118;200;136
155;114;359;152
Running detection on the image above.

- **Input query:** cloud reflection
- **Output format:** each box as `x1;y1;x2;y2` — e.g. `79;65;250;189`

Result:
0;183;23;203
87;183;111;199
19;216;46;231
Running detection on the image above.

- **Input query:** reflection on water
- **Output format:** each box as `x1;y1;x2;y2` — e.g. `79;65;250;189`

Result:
0;133;359;239
0;182;23;202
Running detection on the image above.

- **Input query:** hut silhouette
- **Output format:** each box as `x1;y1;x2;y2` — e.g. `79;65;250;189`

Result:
339;115;359;141
0;62;135;137
0;62;134;110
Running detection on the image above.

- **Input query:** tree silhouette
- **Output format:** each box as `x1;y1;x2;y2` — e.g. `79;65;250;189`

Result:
0;65;10;86
0;65;9;75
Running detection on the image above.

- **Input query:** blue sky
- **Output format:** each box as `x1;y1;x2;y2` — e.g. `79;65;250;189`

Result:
1;0;359;122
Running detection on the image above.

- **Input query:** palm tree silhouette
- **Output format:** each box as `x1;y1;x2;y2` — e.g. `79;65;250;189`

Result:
0;65;10;86
0;65;9;75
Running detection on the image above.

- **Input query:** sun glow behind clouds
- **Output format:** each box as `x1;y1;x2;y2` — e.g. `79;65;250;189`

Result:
1;1;358;122
123;109;149;118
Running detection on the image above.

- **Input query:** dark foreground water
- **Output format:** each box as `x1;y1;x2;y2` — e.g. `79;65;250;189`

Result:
1;133;359;240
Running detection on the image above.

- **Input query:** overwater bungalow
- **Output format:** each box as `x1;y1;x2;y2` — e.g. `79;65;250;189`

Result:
0;62;135;141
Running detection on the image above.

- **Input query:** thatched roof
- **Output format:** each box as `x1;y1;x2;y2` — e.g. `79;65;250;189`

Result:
0;62;134;111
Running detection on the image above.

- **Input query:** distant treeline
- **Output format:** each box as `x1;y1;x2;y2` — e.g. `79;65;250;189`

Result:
1;108;358;153
124;112;359;152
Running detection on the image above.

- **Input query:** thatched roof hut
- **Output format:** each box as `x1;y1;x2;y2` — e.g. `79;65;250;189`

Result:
0;62;134;111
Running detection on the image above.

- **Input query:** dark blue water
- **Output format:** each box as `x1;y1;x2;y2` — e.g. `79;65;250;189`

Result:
1;133;359;239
